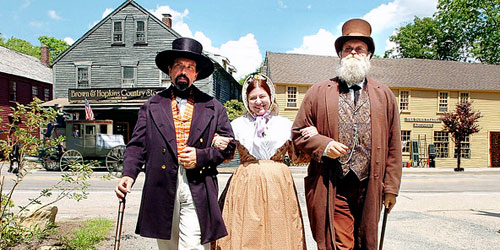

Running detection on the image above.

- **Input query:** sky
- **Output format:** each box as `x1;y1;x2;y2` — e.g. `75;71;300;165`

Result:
1;0;438;80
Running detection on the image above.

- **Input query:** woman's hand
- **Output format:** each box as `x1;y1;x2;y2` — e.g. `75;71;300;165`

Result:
212;133;233;150
300;126;318;139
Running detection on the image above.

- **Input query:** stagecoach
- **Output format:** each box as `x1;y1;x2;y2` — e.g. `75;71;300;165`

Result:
39;120;126;177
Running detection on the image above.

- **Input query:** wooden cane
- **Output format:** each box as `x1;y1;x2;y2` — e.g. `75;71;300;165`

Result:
114;198;126;250
379;207;389;250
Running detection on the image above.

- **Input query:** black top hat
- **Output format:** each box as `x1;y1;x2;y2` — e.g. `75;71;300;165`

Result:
334;19;375;57
155;37;215;80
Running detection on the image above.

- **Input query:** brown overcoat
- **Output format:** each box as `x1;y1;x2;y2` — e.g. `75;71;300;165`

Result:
292;77;402;250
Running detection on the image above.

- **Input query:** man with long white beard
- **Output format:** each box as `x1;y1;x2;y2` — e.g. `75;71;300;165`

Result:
292;19;402;250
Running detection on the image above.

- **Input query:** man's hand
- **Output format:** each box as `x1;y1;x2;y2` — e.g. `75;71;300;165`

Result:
179;146;197;169
384;193;397;213
325;140;349;159
212;133;233;150
115;176;134;200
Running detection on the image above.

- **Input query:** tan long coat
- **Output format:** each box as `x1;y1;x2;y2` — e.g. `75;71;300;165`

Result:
292;77;402;250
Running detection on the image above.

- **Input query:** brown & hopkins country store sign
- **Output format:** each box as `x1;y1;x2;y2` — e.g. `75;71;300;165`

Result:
68;87;165;101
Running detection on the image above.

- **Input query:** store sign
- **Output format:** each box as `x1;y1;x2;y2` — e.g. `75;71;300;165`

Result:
404;117;441;123
68;87;165;101
413;123;433;128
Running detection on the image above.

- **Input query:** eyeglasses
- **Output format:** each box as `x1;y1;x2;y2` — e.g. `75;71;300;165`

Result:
172;63;196;73
342;46;368;55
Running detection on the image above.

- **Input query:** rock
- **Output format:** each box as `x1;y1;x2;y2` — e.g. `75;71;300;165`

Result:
18;205;58;231
39;246;65;250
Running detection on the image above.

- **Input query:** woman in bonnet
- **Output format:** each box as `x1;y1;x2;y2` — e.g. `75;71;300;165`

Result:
213;73;317;249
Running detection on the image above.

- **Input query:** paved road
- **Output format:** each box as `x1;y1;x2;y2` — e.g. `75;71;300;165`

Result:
3;167;500;249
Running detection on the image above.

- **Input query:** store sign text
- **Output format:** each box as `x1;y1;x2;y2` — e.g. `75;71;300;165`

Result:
68;88;165;101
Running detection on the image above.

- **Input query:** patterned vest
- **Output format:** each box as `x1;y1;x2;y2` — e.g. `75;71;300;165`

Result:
338;87;372;181
171;93;194;156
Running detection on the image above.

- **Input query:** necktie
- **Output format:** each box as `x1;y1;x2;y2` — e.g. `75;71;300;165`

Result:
350;84;361;106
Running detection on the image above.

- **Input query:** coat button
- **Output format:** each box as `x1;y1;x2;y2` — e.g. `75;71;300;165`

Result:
162;148;166;154
200;138;203;143
202;167;206;170
199;170;203;174
161;165;166;169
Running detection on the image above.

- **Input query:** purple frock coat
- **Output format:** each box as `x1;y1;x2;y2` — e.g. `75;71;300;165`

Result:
122;86;235;244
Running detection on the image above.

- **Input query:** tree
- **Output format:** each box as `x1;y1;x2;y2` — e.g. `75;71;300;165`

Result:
440;101;481;171
38;36;70;64
224;99;245;121
386;0;500;64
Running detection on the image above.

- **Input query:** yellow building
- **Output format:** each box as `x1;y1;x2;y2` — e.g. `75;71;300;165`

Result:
262;52;500;168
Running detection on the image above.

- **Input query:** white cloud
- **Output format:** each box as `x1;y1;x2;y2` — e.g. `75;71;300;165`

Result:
307;5;312;10
150;5;262;80
64;37;75;45
287;28;337;56
29;21;43;27
48;10;62;20
278;0;288;9
89;8;114;29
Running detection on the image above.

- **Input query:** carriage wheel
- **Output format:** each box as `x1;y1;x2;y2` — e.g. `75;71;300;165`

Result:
59;150;83;171
106;145;125;177
41;155;59;171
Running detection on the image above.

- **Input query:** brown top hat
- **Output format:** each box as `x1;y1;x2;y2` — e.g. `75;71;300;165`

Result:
155;37;214;80
334;18;375;57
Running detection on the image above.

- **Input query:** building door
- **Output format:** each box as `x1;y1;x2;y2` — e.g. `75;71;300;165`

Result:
115;122;129;144
491;132;500;167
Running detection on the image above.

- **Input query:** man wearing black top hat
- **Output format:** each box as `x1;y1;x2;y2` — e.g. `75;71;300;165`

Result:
292;19;402;250
115;37;235;249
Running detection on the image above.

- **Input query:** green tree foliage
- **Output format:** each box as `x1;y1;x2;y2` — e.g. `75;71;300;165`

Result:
440;101;481;171
386;0;500;64
0;37;41;59
224;99;245;121
0;36;69;64
38;36;70;64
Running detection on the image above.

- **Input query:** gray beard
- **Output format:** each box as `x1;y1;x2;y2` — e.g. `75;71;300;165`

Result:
337;56;371;86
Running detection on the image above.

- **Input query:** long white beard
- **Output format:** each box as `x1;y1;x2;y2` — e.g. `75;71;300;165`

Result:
337;55;371;86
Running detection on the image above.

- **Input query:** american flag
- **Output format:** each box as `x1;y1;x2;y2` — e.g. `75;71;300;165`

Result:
85;98;95;121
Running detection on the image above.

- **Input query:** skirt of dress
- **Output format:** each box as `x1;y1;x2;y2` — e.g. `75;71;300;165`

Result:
216;160;306;250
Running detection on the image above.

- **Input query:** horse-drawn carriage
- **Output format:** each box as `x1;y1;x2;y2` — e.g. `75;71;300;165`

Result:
39;120;125;177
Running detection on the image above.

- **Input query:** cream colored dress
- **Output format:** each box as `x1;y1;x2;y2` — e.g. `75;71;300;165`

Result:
216;115;306;250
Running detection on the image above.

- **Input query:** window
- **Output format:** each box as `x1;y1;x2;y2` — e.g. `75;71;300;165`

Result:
44;88;50;101
287;86;297;108
135;20;147;44
401;130;411;153
434;131;449;158
160;70;171;87
112;20;123;44
438;92;448;112
9;81;17;101
85;125;95;135
77;67;90;88
399;90;409;111
454;135;471;159
122;66;136;87
32;86;38;99
460;92;470;104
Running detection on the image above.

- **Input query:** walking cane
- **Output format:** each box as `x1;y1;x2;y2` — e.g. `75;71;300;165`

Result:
379;207;389;250
114;198;126;250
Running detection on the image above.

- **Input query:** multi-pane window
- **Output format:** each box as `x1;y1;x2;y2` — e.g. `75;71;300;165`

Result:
454;135;471;159
122;66;136;87
439;92;448;112
434;131;449;158
401;130;411;153
113;21;123;44
287;86;297;108
77;67;90;88
9;81;17;101
32;86;38;99
44;88;50;101
460;92;470;104
135;20;146;43
399;90;409;111
160;70;171;87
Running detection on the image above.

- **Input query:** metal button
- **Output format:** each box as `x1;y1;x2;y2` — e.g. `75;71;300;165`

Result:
200;138;203;143
162;148;166;154
161;165;166;169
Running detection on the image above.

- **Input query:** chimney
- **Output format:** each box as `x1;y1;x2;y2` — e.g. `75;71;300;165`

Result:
40;44;50;67
162;14;172;28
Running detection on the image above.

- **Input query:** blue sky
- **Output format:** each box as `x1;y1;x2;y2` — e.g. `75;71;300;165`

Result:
1;0;438;79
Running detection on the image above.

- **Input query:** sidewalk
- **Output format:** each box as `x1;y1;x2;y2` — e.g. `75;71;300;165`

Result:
218;165;500;175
